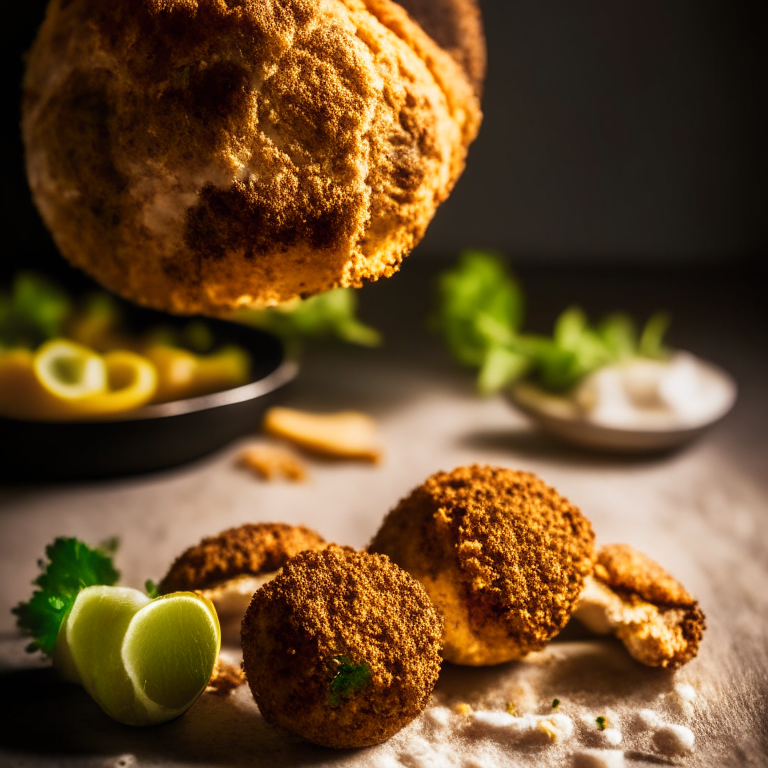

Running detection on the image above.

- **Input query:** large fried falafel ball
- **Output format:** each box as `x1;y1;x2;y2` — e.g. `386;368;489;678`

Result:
241;546;443;748
23;0;482;315
159;523;326;635
369;465;595;665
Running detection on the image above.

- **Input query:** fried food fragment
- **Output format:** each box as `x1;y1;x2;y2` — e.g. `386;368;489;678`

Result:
397;0;486;96
574;544;706;668
238;444;307;483
23;0;481;315
369;465;595;665
159;523;326;632
206;656;246;696
241;546;443;748
263;407;382;462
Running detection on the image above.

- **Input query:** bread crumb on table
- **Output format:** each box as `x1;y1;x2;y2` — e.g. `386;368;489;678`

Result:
263;407;383;462
238;444;308;482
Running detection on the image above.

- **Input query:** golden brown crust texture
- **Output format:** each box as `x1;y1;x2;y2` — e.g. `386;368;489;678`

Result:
241;546;443;748
586;543;706;668
369;465;595;664
23;0;481;315
159;522;326;594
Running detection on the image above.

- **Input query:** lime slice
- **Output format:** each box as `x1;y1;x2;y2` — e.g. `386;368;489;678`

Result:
62;585;152;725
33;340;107;400
122;592;220;715
59;586;220;726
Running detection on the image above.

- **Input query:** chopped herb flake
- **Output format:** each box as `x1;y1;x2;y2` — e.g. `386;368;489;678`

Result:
596;716;607;731
145;579;160;599
328;655;371;706
552;698;560;709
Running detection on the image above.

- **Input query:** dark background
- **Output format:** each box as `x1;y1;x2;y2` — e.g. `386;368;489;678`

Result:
5;0;766;285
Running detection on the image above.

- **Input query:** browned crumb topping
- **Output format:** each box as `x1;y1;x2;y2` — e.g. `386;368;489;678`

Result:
238;444;308;482
593;543;706;668
23;0;480;315
369;464;595;654
241;546;443;749
595;544;694;607
206;656;246;695
159;522;326;594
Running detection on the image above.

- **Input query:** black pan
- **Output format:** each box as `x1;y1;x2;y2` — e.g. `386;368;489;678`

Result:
0;319;297;483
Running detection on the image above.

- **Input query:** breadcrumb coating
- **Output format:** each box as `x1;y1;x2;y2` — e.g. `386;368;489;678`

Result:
206;656;246;695
241;546;443;748
159;522;326;594
369;465;595;665
575;544;705;669
23;0;481;315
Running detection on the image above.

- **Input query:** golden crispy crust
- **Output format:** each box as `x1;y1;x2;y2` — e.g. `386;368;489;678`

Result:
369;465;595;664
159;522;326;594
241;546;443;748
23;0;481;315
396;0;486;96
589;544;705;668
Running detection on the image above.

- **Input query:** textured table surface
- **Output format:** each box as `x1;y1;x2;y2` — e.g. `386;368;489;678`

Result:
1;262;766;767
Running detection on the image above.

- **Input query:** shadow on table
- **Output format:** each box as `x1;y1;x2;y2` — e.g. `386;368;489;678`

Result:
0;668;343;767
456;426;687;468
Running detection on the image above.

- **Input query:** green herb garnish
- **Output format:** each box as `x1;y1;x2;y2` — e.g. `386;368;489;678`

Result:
144;579;160;599
234;288;381;351
12;537;120;655
328;655;372;706
552;698;560;709
434;251;671;394
596;715;607;730
0;272;71;350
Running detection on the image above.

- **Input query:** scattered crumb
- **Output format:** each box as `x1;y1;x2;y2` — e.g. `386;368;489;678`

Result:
469;711;574;744
455;703;473;717
602;728;622;747
263;407;382;461
238;444;307;481
206;657;246;695
574;749;625;768
505;702;516;715
653;723;695;754
637;709;660;729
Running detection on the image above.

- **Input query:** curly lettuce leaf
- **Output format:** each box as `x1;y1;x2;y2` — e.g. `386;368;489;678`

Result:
234;288;381;349
12;537;120;655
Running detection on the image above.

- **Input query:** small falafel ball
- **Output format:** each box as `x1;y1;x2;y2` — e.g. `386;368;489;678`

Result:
241;546;443;748
369;465;595;665
575;544;706;668
159;523;326;628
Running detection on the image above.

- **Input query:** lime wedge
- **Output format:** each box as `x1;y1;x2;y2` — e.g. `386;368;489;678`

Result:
122;592;220;714
59;586;220;726
62;585;152;725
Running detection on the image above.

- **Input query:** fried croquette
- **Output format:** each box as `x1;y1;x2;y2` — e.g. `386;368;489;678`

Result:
397;0;486;96
23;0;481;315
574;544;706;668
241;546;443;748
369;465;595;665
159;523;326;626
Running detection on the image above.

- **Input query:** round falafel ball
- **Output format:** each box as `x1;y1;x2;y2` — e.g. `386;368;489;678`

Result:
369;465;595;665
159;523;326;632
241;546;443;748
22;0;481;315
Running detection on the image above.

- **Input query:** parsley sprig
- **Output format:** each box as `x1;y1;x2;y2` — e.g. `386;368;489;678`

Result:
328;655;372;706
12;537;119;655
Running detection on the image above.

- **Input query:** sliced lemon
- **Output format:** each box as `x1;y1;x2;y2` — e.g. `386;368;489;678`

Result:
33;339;107;400
67;350;158;417
59;585;220;726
